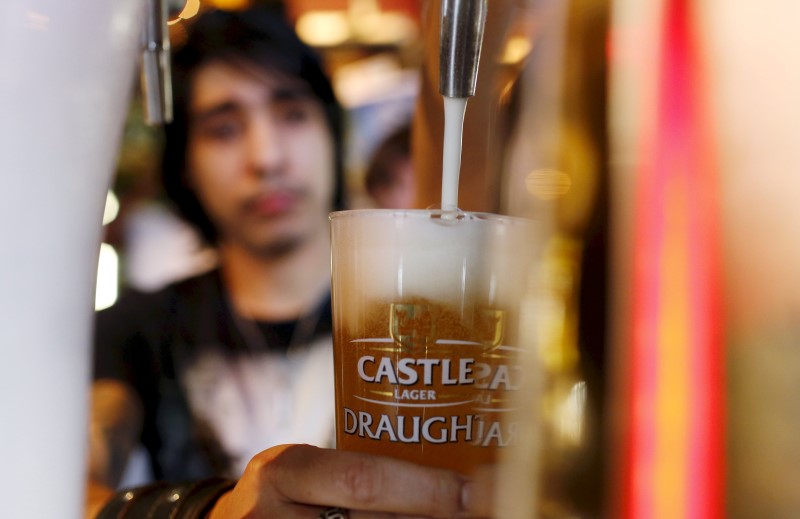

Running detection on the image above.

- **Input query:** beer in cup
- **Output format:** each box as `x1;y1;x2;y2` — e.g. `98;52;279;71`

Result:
330;209;535;474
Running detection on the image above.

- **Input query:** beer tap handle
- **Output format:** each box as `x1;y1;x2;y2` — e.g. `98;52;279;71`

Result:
439;0;488;98
141;0;173;125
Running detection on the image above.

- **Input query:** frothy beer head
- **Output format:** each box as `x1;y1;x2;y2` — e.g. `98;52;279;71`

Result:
331;210;534;332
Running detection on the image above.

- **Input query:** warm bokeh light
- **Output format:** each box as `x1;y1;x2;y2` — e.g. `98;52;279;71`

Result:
294;2;418;48
168;0;200;25
95;243;119;311
352;12;417;45
501;36;533;65
103;190;119;226
296;10;351;47
557;380;587;446
205;0;251;10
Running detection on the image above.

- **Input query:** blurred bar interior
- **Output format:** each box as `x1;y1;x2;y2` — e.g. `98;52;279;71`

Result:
2;0;799;517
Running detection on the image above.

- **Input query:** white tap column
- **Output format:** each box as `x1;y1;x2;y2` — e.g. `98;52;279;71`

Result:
0;1;144;517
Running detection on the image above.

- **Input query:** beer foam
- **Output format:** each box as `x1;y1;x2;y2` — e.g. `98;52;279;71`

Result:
332;211;534;321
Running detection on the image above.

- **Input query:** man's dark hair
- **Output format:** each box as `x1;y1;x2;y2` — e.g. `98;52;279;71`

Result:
161;7;347;244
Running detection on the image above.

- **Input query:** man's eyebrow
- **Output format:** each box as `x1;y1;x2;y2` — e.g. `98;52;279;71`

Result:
271;84;314;103
191;85;315;124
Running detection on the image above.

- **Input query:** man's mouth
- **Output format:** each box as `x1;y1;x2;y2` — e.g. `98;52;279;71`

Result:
246;191;300;217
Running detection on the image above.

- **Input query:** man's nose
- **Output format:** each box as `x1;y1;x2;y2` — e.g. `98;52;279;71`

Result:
247;113;285;177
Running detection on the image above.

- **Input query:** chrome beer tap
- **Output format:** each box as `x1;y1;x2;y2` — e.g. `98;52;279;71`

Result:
439;0;488;98
141;0;173;124
437;0;488;211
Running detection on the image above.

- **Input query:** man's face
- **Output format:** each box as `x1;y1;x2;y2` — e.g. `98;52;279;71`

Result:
186;60;336;257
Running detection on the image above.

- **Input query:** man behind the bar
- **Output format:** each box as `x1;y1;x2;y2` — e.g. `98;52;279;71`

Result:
87;7;488;519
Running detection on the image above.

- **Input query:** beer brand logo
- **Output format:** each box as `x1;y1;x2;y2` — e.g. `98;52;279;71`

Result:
390;304;434;351
389;304;507;351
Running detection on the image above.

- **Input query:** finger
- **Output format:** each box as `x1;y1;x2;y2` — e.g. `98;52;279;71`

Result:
260;445;466;518
460;465;495;517
325;510;431;519
350;513;431;519
273;503;419;519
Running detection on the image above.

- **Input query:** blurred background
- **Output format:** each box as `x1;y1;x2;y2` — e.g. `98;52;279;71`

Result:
92;0;800;517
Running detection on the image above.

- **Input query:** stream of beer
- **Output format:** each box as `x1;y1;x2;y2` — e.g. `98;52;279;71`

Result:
441;96;468;211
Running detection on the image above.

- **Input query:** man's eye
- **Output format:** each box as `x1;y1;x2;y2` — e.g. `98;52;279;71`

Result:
202;121;242;140
281;104;310;123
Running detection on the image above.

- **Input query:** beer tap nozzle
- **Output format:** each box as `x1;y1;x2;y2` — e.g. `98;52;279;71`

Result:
439;0;488;98
141;0;173;125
